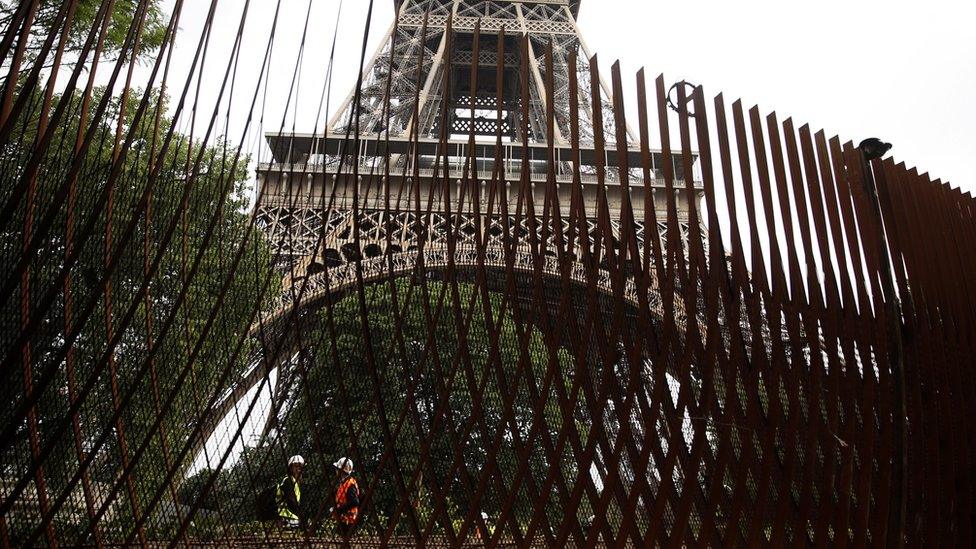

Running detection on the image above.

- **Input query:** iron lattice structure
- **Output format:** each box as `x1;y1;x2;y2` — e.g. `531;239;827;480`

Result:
247;0;702;441
1;0;974;547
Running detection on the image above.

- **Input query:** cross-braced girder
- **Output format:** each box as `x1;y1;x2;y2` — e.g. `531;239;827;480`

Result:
331;0;634;148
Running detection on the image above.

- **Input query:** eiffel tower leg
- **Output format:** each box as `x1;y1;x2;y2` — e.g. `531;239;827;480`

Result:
516;4;568;146
259;354;295;442
190;331;299;466
326;20;398;133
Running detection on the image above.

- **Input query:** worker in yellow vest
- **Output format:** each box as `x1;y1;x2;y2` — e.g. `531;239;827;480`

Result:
329;457;360;538
276;455;305;530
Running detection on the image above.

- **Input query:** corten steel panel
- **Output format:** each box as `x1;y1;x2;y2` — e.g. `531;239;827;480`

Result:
0;1;974;547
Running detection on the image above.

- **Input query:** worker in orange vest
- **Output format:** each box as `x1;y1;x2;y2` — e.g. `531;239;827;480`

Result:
329;457;360;538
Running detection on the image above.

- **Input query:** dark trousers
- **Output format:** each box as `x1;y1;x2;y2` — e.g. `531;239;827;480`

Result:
337;521;356;538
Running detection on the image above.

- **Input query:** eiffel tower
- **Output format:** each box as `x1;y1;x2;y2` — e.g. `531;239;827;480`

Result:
256;0;702;269
228;0;704;444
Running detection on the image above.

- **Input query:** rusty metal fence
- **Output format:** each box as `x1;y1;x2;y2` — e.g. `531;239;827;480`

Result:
1;1;974;547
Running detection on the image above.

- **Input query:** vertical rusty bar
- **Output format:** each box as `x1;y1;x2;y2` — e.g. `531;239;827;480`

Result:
14;2;86;546
689;84;742;547
19;63;58;549
547;46;607;549
778;120;824;546
726;101;775;546
710;92;756;547
587;60;658;548
765;114;813;545
812;132;861;546
0;0;41;128
641;75;701;547
743;107;791;547
840;143;888;547
794;125;838;545
0;6;114;509
58;2;118;545
666;81;711;547
104;4;152;543
635;71;666;289
874;160;916;546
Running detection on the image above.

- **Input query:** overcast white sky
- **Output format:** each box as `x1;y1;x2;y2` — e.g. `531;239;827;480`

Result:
584;0;976;191
151;0;976;193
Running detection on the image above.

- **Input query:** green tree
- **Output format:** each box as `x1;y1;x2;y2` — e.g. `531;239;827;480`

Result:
1;0;167;67
0;81;274;544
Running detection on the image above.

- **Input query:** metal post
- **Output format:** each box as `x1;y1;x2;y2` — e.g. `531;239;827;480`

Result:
858;138;906;549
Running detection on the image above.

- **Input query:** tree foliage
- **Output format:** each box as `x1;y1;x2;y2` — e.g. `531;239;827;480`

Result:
1;0;167;66
0;80;273;544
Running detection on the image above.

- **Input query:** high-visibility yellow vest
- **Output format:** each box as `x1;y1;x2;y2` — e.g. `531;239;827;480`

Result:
276;475;301;521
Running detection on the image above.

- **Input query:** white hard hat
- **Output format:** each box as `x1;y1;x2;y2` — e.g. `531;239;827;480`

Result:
288;455;305;466
333;457;354;472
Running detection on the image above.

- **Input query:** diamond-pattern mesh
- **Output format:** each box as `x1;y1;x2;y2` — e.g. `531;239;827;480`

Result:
0;1;973;547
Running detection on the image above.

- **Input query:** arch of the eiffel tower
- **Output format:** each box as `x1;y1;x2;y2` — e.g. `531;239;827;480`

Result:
235;0;705;444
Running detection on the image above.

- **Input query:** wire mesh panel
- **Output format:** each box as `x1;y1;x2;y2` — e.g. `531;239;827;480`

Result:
1;1;974;547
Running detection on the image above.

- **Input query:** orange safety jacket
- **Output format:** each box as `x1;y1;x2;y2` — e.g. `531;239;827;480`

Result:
334;475;360;525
